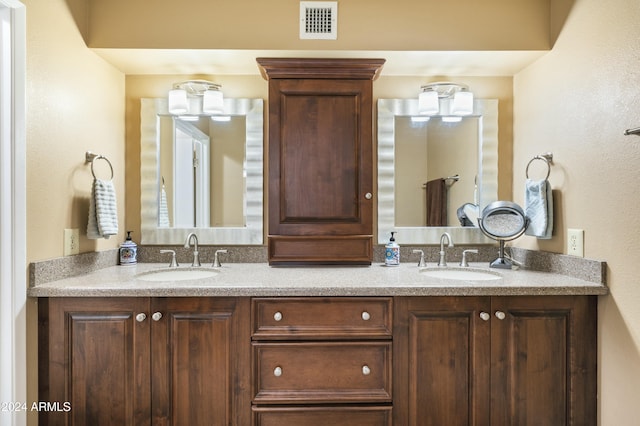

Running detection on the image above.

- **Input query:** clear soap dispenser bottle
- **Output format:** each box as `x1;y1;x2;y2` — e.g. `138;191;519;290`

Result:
385;231;400;266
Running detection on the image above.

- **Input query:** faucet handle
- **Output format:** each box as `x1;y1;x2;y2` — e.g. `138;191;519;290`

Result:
412;249;427;268
460;249;479;267
213;249;228;268
160;249;179;268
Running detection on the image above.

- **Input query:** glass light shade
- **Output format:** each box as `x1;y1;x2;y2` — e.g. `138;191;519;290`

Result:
203;90;224;114
418;90;439;115
168;89;188;114
451;91;474;116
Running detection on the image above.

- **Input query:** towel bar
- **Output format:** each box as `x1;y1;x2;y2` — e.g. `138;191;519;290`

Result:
85;151;114;180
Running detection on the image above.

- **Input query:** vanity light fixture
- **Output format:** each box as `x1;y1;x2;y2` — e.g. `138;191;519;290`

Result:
168;80;224;115
418;82;474;116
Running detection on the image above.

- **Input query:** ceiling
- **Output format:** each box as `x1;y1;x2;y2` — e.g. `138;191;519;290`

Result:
92;49;548;77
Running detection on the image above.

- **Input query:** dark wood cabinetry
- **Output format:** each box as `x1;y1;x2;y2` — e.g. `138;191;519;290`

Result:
38;297;250;426
257;58;385;265
393;296;597;426
39;294;596;425
251;297;393;425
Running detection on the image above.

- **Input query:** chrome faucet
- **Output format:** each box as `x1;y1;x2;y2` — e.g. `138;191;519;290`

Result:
412;249;427;268
212;249;228;268
184;233;201;267
438;232;454;267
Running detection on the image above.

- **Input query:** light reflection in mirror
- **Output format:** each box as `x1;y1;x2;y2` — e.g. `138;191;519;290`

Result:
377;98;498;245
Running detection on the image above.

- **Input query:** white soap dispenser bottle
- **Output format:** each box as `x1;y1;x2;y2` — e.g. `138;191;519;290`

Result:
385;231;400;266
119;231;138;265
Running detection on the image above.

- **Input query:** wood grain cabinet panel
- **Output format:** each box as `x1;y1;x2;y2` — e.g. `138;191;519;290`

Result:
253;341;392;404
257;58;385;265
39;297;251;426
252;297;392;340
393;295;597;426
252;406;392;426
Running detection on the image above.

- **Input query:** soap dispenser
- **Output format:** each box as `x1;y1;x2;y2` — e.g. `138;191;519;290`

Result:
119;231;138;265
384;231;400;266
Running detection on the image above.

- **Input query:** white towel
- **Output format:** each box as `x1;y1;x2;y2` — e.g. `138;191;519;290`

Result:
524;179;553;239
158;185;171;227
87;178;118;239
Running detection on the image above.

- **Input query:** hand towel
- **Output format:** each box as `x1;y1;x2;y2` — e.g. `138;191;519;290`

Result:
524;178;553;239
87;178;118;239
158;185;171;227
426;178;447;226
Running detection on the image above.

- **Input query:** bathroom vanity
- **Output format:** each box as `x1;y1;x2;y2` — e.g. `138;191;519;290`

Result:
33;263;605;426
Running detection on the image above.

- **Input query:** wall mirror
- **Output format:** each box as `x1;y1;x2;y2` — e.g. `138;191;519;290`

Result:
377;98;498;244
140;98;263;244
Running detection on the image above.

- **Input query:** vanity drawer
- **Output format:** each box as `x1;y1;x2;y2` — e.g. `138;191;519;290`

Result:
252;406;392;426
253;341;392;404
252;297;392;339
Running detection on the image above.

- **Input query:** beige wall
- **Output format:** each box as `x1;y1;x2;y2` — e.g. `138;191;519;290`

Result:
87;0;550;51
25;0;125;262
24;0;125;424
513;0;640;424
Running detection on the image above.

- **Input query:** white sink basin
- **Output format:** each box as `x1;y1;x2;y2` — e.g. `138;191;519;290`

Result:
419;267;502;281
136;268;219;282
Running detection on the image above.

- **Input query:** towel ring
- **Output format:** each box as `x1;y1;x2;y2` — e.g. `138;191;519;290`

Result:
86;151;114;180
525;153;552;180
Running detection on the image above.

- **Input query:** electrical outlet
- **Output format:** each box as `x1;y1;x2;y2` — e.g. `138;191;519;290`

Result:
64;228;79;256
567;229;584;257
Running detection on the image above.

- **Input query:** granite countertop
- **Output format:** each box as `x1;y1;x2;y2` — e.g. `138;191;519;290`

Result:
28;262;608;298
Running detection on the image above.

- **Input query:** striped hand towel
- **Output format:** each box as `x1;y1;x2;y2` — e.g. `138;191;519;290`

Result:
87;178;118;239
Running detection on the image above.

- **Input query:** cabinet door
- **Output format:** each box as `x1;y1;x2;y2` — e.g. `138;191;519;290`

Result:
490;296;597;426
151;297;251;426
253;406;392;426
394;297;491;426
39;297;151;426
259;57;385;265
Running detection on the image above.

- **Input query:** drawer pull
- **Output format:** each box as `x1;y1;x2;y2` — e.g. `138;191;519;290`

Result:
135;313;147;322
362;365;371;375
479;312;490;321
495;311;506;320
273;311;283;322
273;366;283;377
361;311;371;321
152;312;163;321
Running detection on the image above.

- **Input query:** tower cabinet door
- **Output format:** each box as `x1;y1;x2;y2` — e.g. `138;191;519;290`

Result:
150;297;251;426
258;58;384;265
39;297;152;426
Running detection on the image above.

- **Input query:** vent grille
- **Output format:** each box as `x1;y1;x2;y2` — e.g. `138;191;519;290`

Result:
300;2;337;40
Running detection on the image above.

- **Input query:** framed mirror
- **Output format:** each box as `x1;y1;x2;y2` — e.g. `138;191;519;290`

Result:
140;98;263;244
377;98;498;244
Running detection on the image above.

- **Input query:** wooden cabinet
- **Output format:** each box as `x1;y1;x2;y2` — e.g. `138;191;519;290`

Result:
257;58;385;265
39;294;597;425
38;297;251;426
393;296;597;426
251;297;393;425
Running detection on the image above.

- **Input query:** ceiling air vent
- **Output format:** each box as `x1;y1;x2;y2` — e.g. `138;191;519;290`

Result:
300;1;338;40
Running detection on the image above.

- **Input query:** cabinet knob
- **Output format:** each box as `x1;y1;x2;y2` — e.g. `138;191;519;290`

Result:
479;312;490;321
135;313;147;322
364;192;373;200
273;311;283;322
273;366;283;377
495;311;506;320
361;311;371;321
152;312;163;321
362;365;371;375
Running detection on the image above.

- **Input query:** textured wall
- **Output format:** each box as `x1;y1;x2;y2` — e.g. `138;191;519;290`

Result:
513;0;640;423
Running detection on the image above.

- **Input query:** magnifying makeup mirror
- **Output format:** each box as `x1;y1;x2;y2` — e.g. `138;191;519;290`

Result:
478;201;529;269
